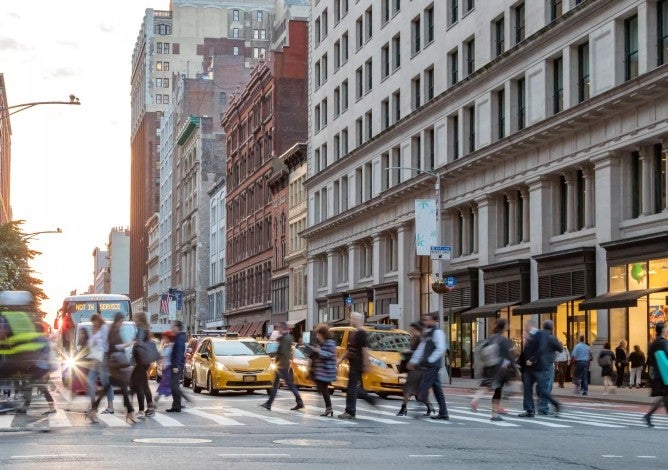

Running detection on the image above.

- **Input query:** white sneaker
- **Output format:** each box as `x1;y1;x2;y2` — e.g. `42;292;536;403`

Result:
136;411;145;419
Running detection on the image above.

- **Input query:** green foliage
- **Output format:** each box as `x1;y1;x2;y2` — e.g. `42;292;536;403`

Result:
0;220;47;317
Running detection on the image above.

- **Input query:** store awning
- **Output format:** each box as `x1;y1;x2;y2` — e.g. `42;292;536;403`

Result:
228;323;242;333
513;295;584;315
578;287;668;311
245;321;266;337
328;318;349;326
461;301;519;320
366;314;390;323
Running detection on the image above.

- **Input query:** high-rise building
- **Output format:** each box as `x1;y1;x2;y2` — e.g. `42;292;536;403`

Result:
108;227;130;296
130;1;275;306
303;0;668;381
0;74;12;224
92;247;109;294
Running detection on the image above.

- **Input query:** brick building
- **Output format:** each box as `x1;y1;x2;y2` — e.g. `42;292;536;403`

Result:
222;20;308;336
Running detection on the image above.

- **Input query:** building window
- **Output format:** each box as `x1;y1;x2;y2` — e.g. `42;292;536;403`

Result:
257;11;263;22
156;61;162;71
322;9;329;38
449;48;459;86
392;34;401;70
322;53;328;82
381;99;390;130
514;2;525;45
365;110;373;140
381;43;390;79
341;128;349;155
425;128;435;170
334;134;340;160
156;78;162;87
558;176;568;234
164;62;169;71
630;151;641;218
163;94;169;104
576;170;585;230
411;16;421;55
314;105;321;131
496;88;505;139
233;10;239;22
425;5;434;44
495;17;505;57
342;80;349;110
449;0;458;26
233;47;239;56
465;0;475;13
451;114;459;160
578;42;590;102
467;105;475;154
392;90;401;122
356;16;363;49
365;7;373;41
156;42;162;54
653;144;667;214
315;61;321;88
517;77;526;130
232;28;240;38
425;67;434;101
219;92;227;106
659;0;668;66
334;87;340;116
342;32;349;63
253;29;259;39
625;15;639;81
465;37;475;76
334;40;341;70
156;94;162;104
356;118;363;146
412;75;421;110
322;99;328;127
365;58;373;92
550;0;563;22
553;55;563;114
393;0;401;15
356;67;363;99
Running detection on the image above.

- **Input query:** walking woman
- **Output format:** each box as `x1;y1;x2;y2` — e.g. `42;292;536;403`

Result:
614;340;628;388
87;313;136;424
397;322;424;416
644;321;668;427
304;323;337;416
155;331;175;405
131;312;155;418
598;342;616;395
87;314;114;414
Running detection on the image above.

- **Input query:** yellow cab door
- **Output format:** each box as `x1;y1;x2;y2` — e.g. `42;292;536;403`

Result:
193;339;209;387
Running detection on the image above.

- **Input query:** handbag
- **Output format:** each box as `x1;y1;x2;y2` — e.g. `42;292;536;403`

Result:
87;345;104;363
134;339;160;366
654;350;668;386
109;351;131;369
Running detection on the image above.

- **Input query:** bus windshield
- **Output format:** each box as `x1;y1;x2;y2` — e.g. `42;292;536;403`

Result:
65;299;131;322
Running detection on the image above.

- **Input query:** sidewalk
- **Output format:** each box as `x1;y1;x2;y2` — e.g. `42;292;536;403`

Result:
445;377;656;405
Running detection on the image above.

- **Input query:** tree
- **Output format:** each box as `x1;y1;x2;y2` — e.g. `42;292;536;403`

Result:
0;220;47;316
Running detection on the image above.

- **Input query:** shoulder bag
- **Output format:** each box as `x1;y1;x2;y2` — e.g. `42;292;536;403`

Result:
134;336;160;366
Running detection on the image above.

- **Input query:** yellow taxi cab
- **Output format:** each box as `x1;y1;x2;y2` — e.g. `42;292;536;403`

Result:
290;346;316;389
330;324;413;398
190;333;274;395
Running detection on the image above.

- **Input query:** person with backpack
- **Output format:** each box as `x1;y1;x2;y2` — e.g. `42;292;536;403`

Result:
471;318;516;421
598;342;616;395
644;321;668;427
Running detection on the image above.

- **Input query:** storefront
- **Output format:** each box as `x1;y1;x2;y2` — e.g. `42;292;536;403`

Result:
514;247;597;350
441;267;478;377
580;232;668;350
373;282;398;321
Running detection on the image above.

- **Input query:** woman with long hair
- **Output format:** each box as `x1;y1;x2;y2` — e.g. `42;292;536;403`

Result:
397;322;424;416
304;323;337;417
87;313;136;424
87;314;114;414
131;311;155;418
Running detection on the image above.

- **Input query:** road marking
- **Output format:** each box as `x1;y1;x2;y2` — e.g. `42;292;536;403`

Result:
223;407;296;425
10;454;86;459
270;407;357;424
97;413;130;427
0;414;15;429
48;409;71;428
438;409;518;427
331;406;407;425
182;408;244;426
601;455;623;458
538;414;625;428
563;410;666;428
637;456;656;459
150;412;185;427
219;454;290;457
451;408;571;428
409;455;445;458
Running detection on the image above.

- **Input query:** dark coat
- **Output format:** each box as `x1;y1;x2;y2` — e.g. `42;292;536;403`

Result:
171;331;186;369
648;336;668;397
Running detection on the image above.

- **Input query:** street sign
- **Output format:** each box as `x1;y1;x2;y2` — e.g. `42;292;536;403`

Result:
445;276;456;289
430;245;452;261
345;296;353;306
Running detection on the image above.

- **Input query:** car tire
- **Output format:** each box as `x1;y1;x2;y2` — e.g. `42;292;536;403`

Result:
207;373;218;396
192;372;203;394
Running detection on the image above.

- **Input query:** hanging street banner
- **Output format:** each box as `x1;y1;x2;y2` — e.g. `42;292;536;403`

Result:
415;199;437;256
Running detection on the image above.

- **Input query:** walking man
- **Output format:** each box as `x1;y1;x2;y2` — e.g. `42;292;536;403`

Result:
261;322;304;411
644;321;668;427
571;335;591;396
338;312;377;419
554;340;570;388
537;320;563;415
409;312;449;420
166;320;186;413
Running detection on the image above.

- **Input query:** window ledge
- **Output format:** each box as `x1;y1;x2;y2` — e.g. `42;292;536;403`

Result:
411;50;421;60
424;39;434;50
446;20;459;32
620;211;668;236
494;242;530;257
549;227;596;248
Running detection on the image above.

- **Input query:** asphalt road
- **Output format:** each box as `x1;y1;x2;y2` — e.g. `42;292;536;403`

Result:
0;379;666;470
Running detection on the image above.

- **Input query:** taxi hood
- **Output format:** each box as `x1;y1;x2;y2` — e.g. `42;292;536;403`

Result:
368;350;402;365
217;355;271;370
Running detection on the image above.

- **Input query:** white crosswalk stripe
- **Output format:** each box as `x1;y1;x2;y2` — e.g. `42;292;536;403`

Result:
0;414;15;430
48;409;72;428
222;407;296;425
449;407;570;428
97;413;130;427
182;408;244;426
150;412;185;427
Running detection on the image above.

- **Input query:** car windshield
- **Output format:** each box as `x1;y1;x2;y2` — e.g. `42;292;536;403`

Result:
264;342;279;354
213;341;266;356
293;348;306;359
367;332;413;352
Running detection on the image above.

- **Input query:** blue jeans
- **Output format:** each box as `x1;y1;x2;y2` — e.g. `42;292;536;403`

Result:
88;361;113;408
538;363;555;413
573;360;589;392
267;367;303;407
417;366;448;416
522;369;539;413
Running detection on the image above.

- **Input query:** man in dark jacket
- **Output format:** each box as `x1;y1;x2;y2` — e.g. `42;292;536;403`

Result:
537;320;563;415
261;322;304;411
167;320;186;412
644;321;668;427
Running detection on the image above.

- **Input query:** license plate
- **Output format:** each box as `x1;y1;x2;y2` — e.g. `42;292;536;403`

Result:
243;375;256;383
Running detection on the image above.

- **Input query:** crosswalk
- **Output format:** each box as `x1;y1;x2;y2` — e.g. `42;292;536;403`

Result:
2;393;667;431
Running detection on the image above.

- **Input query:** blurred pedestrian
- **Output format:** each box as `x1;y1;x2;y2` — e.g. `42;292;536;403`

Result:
628;345;646;388
155;330;175;405
397;322;424;416
166;320;186;413
131;312;155;418
555;343;570;388
87;314;114;415
88;313;136;424
20;324;57;415
261;322;304;411
338;312;378;419
409;312;449;420
537;320;563;415
598;342;616;395
304;323;337;417
571;335;591;396
644;322;668;427
614;340;628;388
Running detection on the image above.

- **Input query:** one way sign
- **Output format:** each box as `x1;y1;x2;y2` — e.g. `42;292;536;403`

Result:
430;246;452;261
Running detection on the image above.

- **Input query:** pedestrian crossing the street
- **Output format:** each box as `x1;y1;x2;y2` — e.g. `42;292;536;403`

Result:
2;392;667;432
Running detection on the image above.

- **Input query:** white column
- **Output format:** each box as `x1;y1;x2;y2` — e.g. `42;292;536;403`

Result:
460;208;470;256
528;176;552;300
563;171;576;232
348;242;359;290
372;234;383;284
582;166;595;228
506;191;518;245
520;187;530;243
639;146;652;216
306;257;316;330
471;204;479;254
327;250;336;294
397;224;413;329
475;195;495;266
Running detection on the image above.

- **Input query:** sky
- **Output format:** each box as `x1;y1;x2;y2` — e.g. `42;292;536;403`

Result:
2;0;170;322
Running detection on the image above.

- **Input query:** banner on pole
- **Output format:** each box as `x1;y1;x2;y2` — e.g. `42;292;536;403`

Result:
415;199;437;256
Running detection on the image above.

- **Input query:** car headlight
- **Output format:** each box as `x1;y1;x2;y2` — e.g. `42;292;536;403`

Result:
369;357;388;368
216;361;230;371
269;363;277;371
298;365;309;373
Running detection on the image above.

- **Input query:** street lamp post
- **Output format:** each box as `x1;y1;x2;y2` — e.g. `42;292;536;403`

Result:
21;228;63;241
0;95;81;120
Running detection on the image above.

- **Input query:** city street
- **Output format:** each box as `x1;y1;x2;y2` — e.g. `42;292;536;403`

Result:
0;379;666;469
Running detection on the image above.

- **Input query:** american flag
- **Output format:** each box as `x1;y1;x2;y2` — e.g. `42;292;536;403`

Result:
159;294;170;315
